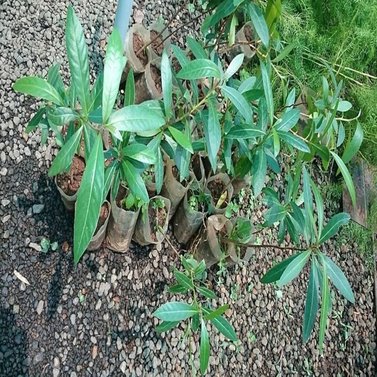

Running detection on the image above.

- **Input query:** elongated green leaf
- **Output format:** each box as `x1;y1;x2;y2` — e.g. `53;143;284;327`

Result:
302;166;314;236
124;69;135;106
200;320;210;375
156;321;180;333
279;132;310;153
174;270;194;290
275;108;300;132
252;148;267;197
311;180;324;237
264;203;287;226
153;302;198;321
109;105;165;133
221;85;252;124
47;63;66;98
103;28;127;123
177;59;221;80
272;43;296;63
331;151;356;207
224;54;244;81
90;72;104;111
261;253;300;283
169;284;188;294
260;61;274;125
66;6;91;114
341;123;363;164
155;147;164;194
122;160;149;203
303;259;319;342
47;107;79;126
205;100;221;172
83;124;97;159
103;162;117;202
248;3;270;47
187;36;207;59
203;308;238;341
48;127;82;176
204;305;229;320
123;143;156;164
197;287;217;300
161;51;173;119
278;250;311;287
74;134;104;264
319;265;331;352
322;254;354;303
168;126;193;153
226;125;265;139
26;108;45;133
13;77;64;105
319;212;350;243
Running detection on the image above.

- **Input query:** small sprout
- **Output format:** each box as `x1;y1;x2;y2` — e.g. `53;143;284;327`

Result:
51;242;58;251
79;293;86;303
40;238;51;253
275;290;283;299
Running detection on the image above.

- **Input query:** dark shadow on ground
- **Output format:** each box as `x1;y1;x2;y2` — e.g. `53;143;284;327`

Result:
0;307;29;377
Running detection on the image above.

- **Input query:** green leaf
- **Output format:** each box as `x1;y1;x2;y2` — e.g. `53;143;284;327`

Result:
260;61;274;125
197;287;217;299
102;28;127;124
168;126;193;153
204;305;229;320
90;72;104;111
156;321;180;333
248;3;270;47
337;100;352;112
322;255;354;303
200;320;210;375
124;69;135;106
177;59;221;80
330;151;356;207
252;148;267;197
48;127;82;177
272;42;296;63
192;313;200;332
311;180;324;237
279;132;310;153
205;100;221;172
187;36;207;59
174;270;194;290
66;6;91;114
203;308;238;341
122;160;149;203
264;203;286;226
47;63;66;98
319;265;331;352
319;212;350;244
261;253;300;284
303;259;319;342
224;54;244;81
74;134;104;264
278;250;311;287
303;166;315;239
108;105;165;133
47;107;79;126
155;147;164;194
221;85;252;124
169;284;188;294
13;77;64;105
153;302;198;321
123;143;156;164
26;108;45;133
161;51;173;119
341;123;363;164
275;108;300;132
103;162;117;202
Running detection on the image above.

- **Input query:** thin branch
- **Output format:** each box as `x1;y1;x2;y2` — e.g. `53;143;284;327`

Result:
223;238;307;252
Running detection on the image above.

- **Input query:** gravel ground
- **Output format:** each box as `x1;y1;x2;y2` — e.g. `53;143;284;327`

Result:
0;1;376;376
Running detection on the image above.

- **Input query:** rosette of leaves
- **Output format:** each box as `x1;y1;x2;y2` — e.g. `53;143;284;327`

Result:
153;257;237;375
